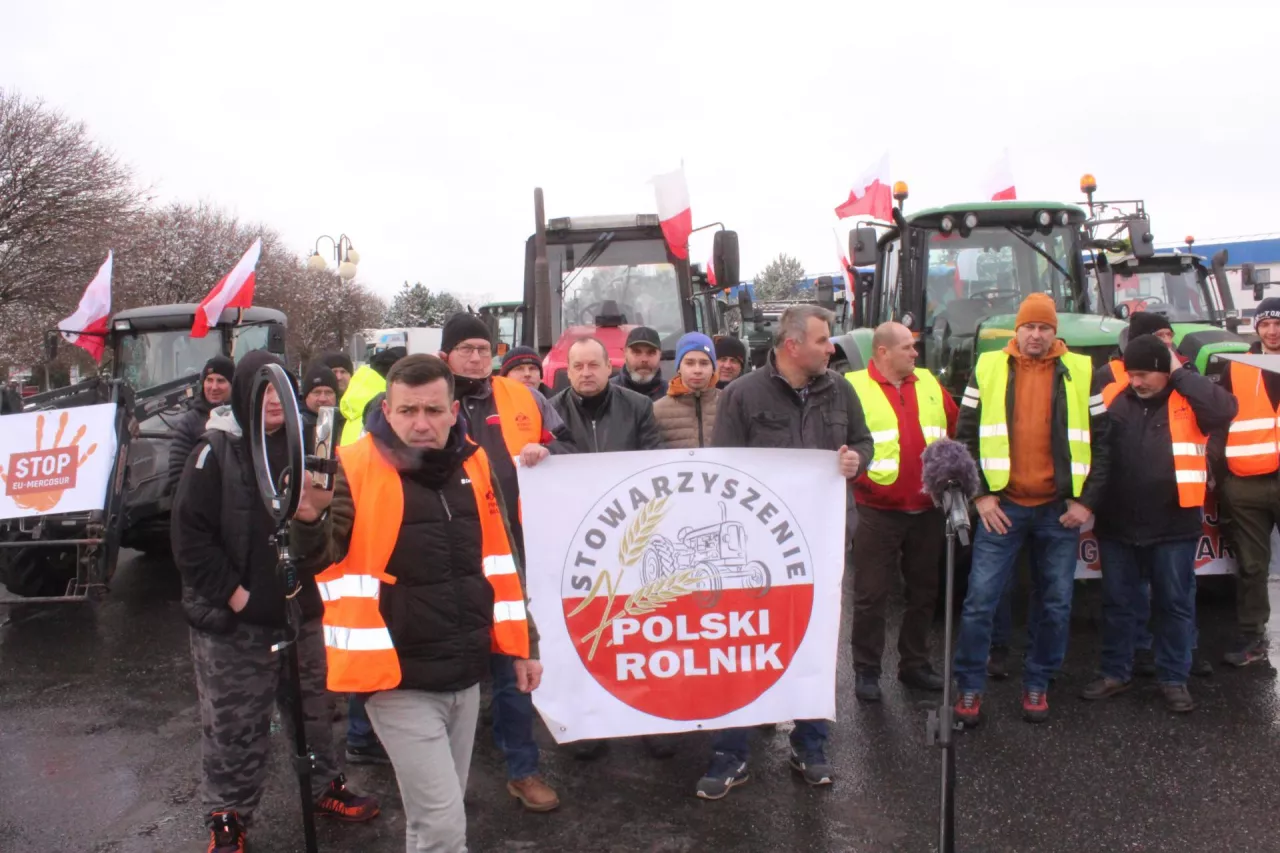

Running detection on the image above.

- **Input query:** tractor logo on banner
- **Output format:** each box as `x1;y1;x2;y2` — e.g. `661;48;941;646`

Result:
561;460;814;721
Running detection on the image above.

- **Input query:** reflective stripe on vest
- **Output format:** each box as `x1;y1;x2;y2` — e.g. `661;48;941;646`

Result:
1102;359;1208;507
315;435;531;693
972;350;1094;497
1226;361;1280;476
844;367;948;485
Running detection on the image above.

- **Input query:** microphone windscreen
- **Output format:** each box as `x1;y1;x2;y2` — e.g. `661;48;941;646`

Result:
920;437;982;502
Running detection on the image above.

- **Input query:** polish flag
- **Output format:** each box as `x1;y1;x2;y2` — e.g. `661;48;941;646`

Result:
834;153;893;220
706;251;718;287
985;149;1017;201
192;238;262;338
652;166;692;260
832;229;855;298
60;251;113;361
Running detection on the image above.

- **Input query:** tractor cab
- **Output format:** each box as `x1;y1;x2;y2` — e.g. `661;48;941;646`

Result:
523;189;739;392
477;301;525;370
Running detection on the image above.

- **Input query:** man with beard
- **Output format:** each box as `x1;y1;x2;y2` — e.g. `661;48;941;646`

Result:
437;312;573;812
611;326;668;400
171;350;380;853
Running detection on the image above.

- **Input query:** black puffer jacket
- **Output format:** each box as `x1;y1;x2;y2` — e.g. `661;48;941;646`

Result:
1094;366;1237;545
167;398;213;492
551;382;662;452
294;411;539;692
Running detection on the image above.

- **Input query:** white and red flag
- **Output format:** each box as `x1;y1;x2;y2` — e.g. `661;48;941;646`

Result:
834;152;893;220
60;251;113;361
984;149;1017;201
706;250;718;287
192;238;262;338
832;229;855;298
652;166;692;260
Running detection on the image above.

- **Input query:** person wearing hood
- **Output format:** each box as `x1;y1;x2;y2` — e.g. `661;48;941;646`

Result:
340;346;406;446
500;345;553;397
320;352;355;395
712;335;748;389
170;350;380;853
653;333;721;449
951;293;1111;728
611;326;668;400
167;355;235;492
438;312;571;813
1083;334;1235;712
291;354;542;853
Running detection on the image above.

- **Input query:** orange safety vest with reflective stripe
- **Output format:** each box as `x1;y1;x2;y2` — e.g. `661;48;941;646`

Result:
491;376;545;463
315;434;531;693
1103;359;1208;507
1225;361;1280;477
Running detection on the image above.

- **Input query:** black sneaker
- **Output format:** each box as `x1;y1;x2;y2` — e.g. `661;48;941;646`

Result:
1191;655;1213;678
987;645;1010;680
1223;635;1270;668
207;810;245;853
315;774;380;823
346;741;391;765
789;748;834;786
854;671;881;702
696;751;749;800
1133;648;1157;677
898;665;944;692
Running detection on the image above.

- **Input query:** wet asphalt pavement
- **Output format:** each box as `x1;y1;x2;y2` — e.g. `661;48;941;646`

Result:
2;552;1280;853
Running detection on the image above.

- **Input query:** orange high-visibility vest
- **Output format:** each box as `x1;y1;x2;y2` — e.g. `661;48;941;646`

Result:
491;376;544;462
1103;359;1208;507
1226;361;1280;477
315;435;531;693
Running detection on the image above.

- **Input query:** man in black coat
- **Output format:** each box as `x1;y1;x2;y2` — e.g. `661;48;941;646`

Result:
1081;335;1236;714
171;350;379;853
167;355;234;492
551;337;661;452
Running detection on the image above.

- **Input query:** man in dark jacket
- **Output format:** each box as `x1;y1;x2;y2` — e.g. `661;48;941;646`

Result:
610;326;668;400
438;311;570;812
319;351;354;395
299;360;340;452
696;304;873;801
500;345;554;397
1082;335;1236;713
292;354;542;852
171;350;378;853
167;355;234;492
713;335;748;388
552;337;662;452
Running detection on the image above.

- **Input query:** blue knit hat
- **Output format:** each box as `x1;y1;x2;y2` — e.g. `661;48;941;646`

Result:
675;332;716;369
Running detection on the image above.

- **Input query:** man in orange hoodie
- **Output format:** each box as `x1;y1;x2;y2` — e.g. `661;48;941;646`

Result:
951;294;1111;726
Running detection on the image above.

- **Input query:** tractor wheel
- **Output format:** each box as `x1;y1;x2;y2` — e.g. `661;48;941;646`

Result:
744;561;772;597
641;535;677;585
689;561;723;609
0;546;77;598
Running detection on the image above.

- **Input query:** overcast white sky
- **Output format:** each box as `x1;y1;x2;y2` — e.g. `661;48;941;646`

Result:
4;0;1278;304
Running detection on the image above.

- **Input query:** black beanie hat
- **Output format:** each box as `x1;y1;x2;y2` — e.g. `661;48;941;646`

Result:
1128;311;1173;338
1123;334;1172;374
441;313;493;353
202;355;235;383
713;335;747;366
501;345;542;377
301;361;338;395
369;346;407;378
1254;297;1280;325
320;351;354;374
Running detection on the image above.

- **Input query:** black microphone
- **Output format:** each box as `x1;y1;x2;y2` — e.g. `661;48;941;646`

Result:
920;437;982;546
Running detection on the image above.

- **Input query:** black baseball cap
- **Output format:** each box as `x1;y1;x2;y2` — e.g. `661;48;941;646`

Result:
625;327;661;349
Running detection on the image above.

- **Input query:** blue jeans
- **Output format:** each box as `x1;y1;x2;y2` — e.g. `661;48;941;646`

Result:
1099;539;1198;685
490;654;539;780
346;693;378;748
711;720;828;763
1132;578;1199;653
954;499;1078;693
992;566;1043;649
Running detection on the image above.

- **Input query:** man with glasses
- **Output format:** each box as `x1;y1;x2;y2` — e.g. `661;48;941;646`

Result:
438;313;576;813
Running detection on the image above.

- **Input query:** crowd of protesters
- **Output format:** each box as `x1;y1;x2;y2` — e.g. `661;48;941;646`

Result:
169;296;1277;852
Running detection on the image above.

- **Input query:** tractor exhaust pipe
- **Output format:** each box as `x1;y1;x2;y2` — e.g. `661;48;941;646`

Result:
533;187;553;355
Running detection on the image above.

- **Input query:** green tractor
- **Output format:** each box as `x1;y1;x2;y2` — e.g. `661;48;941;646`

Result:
830;192;1137;398
1075;177;1249;376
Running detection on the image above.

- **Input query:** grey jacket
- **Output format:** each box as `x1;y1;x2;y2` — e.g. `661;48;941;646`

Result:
712;350;874;534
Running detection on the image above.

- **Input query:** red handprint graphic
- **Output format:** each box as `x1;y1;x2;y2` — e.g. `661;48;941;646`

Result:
1;412;98;513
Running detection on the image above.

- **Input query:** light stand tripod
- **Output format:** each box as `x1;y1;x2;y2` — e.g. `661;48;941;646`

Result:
926;484;971;853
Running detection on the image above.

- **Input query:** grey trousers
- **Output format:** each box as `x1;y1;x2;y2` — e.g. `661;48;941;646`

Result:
367;684;480;853
190;618;339;822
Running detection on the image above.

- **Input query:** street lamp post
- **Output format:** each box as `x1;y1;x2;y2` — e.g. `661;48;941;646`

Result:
308;234;361;281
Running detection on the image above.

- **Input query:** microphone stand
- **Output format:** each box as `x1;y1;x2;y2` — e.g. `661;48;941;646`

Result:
928;483;970;853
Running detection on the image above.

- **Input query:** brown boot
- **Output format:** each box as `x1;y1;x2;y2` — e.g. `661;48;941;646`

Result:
507;775;560;812
1080;676;1132;701
1160;684;1195;714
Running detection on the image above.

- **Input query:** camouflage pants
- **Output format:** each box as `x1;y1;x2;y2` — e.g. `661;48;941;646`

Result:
190;617;339;822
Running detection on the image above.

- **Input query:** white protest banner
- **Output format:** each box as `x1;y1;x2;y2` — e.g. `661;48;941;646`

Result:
0;405;119;521
518;448;847;743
